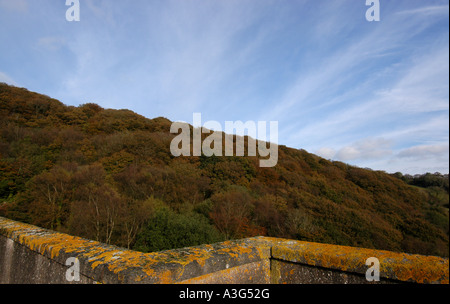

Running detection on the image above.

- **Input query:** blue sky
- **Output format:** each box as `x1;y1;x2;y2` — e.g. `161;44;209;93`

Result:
0;0;448;174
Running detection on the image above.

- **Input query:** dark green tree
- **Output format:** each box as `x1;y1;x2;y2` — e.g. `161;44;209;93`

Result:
133;206;223;252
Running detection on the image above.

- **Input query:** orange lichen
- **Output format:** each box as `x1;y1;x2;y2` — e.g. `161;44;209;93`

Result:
269;237;449;284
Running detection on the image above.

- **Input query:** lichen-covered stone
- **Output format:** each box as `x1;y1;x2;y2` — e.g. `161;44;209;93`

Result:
1;217;448;284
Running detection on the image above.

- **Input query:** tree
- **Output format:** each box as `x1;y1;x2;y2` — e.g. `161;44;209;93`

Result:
133;205;223;252
70;163;126;244
26;165;73;230
121;198;154;249
209;189;253;240
252;194;285;237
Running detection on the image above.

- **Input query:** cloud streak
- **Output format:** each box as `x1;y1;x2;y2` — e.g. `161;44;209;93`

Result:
0;71;17;86
396;4;449;16
283;2;448;173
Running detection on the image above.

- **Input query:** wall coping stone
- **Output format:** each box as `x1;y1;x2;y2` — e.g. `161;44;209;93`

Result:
1;217;448;284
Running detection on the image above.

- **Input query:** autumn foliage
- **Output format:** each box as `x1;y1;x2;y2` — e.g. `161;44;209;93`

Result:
0;83;448;256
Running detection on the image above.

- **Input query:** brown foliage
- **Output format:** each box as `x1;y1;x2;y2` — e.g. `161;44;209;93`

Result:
0;83;448;256
209;190;253;240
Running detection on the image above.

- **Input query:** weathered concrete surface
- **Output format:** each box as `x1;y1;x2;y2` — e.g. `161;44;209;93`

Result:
0;235;94;284
270;259;397;284
1;217;448;284
266;237;449;284
179;260;270;284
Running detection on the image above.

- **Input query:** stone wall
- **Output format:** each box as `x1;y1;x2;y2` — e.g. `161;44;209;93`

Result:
0;217;448;284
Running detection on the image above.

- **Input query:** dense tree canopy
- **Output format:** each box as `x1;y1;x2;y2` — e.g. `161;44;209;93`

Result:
0;83;448;256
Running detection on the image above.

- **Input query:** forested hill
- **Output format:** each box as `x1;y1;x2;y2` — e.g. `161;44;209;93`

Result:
0;83;448;257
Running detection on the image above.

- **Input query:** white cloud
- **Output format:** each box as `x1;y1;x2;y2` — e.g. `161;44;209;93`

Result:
315;137;393;162
333;138;393;162
335;146;360;161
387;144;449;174
315;147;336;160
397;145;449;160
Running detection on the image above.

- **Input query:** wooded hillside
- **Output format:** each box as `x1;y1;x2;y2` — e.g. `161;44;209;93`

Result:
0;83;448;256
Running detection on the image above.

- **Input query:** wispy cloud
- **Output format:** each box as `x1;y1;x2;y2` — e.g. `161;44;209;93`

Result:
0;71;17;86
269;1;448;121
280;2;449;173
396;4;449;16
374;45;449;114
